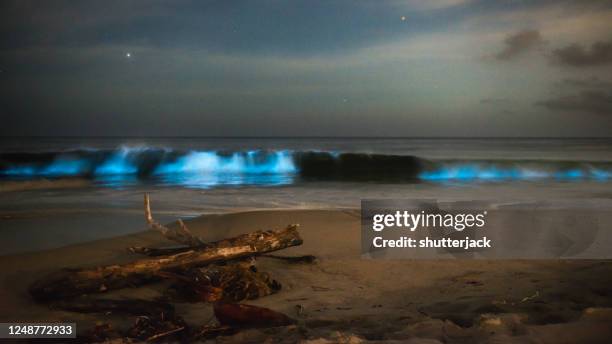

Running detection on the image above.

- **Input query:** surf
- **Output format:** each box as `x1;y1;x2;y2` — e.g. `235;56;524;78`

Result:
1;145;611;188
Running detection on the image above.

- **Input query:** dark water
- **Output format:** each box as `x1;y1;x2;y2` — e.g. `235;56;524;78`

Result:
1;137;611;188
1;137;611;254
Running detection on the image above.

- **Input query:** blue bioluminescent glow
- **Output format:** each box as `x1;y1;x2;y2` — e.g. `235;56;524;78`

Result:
554;169;583;180
154;171;294;189
517;169;550;179
94;148;139;175
153;150;297;188
2;147;611;188
93;173;139;189
0;157;88;177
591;169;612;180
417;164;611;182
154;150;296;175
419;165;532;181
155;151;222;174
0;165;37;176
40;158;88;176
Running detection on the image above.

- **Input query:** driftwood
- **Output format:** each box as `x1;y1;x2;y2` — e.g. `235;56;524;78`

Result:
73;300;187;342
30;193;305;342
130;245;316;265
30;195;302;301
144;193;206;247
127;315;188;342
163;262;282;303
30;225;302;301
132;194;315;266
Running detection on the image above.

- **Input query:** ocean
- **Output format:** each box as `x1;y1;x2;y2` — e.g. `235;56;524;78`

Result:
1;137;612;254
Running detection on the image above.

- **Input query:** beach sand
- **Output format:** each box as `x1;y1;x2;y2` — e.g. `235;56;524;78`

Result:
1;209;612;343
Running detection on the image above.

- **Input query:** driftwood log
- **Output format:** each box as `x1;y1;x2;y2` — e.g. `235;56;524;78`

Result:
130;245;316;264
30;194;305;342
30;225;301;301
132;194;315;266
30;194;303;302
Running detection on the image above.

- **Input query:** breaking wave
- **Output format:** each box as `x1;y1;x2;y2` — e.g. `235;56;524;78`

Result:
1;146;611;188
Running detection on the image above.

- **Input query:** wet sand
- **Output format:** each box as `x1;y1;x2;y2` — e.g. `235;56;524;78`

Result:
1;209;611;343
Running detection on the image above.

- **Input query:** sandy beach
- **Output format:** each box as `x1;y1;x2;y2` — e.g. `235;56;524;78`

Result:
3;0;612;341
1;208;611;343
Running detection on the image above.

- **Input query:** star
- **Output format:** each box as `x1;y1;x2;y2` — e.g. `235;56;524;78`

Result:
125;52;131;58
400;16;406;21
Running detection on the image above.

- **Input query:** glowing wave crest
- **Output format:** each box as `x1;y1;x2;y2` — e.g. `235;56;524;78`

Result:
154;150;296;175
418;164;610;182
94;147;140;175
1;147;612;188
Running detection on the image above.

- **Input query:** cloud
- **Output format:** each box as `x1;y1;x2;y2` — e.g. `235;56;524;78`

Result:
536;90;612;115
0;0;475;56
495;30;545;60
551;40;612;67
556;77;612;89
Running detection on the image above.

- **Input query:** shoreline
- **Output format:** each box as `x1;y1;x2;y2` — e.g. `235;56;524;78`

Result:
1;208;611;342
0;207;357;256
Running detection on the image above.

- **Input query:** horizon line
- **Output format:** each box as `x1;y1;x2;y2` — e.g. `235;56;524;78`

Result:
1;135;612;140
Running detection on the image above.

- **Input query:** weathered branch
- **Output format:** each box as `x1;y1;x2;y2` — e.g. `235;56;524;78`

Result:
129;247;316;265
31;193;304;342
30;225;302;301
144;193;205;247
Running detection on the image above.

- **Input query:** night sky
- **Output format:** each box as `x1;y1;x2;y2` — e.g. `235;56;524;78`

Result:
1;0;611;137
